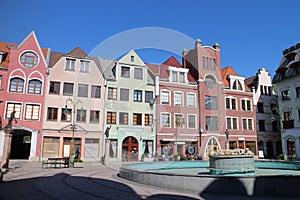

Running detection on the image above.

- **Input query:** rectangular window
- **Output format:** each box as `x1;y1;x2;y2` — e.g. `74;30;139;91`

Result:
188;115;196;128
205;96;217;110
109;139;118;158
259;120;265;131
24;104;40;120
161;113;170;127
91;85;101;98
61;108;72;122
49;81;60;95
130;56;134;62
133;113;142;125
242;118;253;130
257;102;264;113
134;68;143;79
133;90;142;102
179;72;185;83
78;84;88;97
0;75;2;89
108;87;117;100
90;110;100;123
205;116;218;131
145;114;153;126
145;91;153;103
161;91;169;105
120;88;129;101
47;107;58;121
76;109;86;122
121;66;130;78
282;90;290;101
80;60;90;72
296;87;300;98
107;112;116;124
175;114;184;128
63;82;74;96
226;117;238;130
119;112;128;125
65;59;75;71
241;99;251;111
187;93;195;107
174;92;183;106
6;103;21;119
172;71;178;82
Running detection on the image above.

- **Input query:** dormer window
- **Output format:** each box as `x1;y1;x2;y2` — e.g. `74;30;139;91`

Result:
233;80;243;90
171;71;185;83
80;60;90;73
65;58;75;71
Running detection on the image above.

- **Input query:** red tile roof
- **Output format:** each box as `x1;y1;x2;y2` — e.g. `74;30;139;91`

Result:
0;42;17;69
67;47;87;57
221;66;250;90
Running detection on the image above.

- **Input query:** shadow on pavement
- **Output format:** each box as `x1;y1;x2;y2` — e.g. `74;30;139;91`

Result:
0;172;199;200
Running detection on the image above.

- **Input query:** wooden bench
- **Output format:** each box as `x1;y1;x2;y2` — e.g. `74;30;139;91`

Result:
42;157;70;168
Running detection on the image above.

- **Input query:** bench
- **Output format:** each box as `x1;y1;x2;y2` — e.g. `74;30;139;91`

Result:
42;157;70;168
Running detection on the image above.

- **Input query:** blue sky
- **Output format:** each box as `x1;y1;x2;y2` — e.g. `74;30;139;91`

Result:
1;0;299;78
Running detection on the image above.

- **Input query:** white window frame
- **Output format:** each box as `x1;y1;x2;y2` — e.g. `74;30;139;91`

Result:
80;60;90;73
225;97;237;110
187;93;196;107
161;112;171;128
6;102;22;119
161;90;170;105
226;117;238;130
24;104;40;120
242;118;253;130
65;58;75;71
241;98;252;111
174;91;183;106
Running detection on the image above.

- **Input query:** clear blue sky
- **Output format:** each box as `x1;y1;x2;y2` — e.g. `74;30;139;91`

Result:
1;0;299;78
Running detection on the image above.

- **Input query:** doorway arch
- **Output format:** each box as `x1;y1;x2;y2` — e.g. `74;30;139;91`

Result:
10;129;31;159
122;136;138;161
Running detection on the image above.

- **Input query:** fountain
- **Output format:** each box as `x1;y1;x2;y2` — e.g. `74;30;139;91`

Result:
209;148;254;175
119;150;300;197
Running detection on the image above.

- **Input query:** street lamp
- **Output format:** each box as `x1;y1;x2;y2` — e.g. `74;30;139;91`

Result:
199;127;204;147
225;129;229;150
64;98;84;168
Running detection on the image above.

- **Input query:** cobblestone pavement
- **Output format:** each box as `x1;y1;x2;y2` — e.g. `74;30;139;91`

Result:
0;160;297;200
0;160;202;200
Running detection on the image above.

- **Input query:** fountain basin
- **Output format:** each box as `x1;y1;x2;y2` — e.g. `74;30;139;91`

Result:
119;160;300;197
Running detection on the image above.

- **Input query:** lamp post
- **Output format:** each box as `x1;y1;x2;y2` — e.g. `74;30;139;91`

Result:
225;129;229;150
64;98;84;168
199;126;204;149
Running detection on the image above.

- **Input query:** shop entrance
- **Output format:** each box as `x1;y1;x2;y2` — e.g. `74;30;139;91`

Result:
122;136;138;161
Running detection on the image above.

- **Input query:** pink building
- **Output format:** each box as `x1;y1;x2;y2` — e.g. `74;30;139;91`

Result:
0;31;50;161
222;66;258;154
147;56;199;159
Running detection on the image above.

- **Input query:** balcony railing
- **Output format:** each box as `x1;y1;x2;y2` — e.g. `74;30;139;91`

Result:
282;120;294;129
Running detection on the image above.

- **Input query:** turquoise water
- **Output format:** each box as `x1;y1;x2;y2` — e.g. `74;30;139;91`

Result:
126;161;300;176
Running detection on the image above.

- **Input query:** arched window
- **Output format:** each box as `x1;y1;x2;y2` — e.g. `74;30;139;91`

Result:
9;77;24;93
233;80;243;90
205;76;216;88
28;79;42;94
